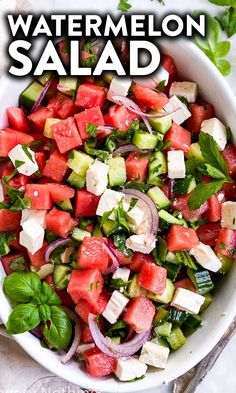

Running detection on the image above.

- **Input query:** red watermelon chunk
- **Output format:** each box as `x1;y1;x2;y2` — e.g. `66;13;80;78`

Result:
0;210;21;232
75;290;109;323
74;107;105;140
130;252;155;272
75;83;107;109
215;228;236;257
35;152;47;175
2;168;28;191
5;128;35;145
78;237;109;273
28;106;55;132
138;262;167;295
47;92;75;119
172;193;208;221
164;123;191;155
133;84;169;110
52;117;82;153
68;268;103;304
186;102;214;134
108;105;139;131
46;207;77;238
167;224;199;251
196;223;221;247
126;152;149;183
28;241;48;271
83;347;117;377
108;239;132;266
81;323;94;343
124;296;155;333
75;189;100;217
175;278;196;292
47;183;75;203
7;107;30;133
24;184;52;210
203;193;224;222
42;150;68;183
1;252;27;275
222;144;236;177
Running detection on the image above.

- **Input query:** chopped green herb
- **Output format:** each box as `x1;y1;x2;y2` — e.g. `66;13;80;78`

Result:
188;180;225;211
128;197;138;211
156;80;166;92
84;140;109;162
124;180;150;193
217;7;236;38
127;375;145;383
14;160;25;169
114;199;130;232
107;320;128;338
113;233;133;258
110;278;131;290
81;55;97;67
118;0;132;12
86;123;98;138
10;256;26;272
0;232;16;256
220;243;227;250
21;144;34;162
2;171;17;184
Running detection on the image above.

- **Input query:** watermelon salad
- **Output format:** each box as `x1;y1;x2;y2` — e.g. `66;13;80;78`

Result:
1;43;236;382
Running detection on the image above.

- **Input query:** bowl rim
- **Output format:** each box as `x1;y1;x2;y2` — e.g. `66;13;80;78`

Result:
0;38;236;392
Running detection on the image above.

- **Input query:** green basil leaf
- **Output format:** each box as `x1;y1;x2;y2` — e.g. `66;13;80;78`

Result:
43;306;72;350
217;7;236;38
41;282;61;306
2;171;17;184
39;304;51;322
100;209;113;227
3;272;41;303
128;197;139;211
188;180;226;211
214;41;230;58
107;320;128;338
118;0;132;12
215;58;231;76
204;164;227;179
208;0;236;6
6;303;40;334
86;123;98;137
199;133;230;177
10;197;31;211
21;144;34;162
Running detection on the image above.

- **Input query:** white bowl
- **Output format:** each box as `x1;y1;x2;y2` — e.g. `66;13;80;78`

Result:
0;39;236;393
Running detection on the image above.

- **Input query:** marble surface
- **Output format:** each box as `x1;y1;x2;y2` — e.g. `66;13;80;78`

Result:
0;0;236;392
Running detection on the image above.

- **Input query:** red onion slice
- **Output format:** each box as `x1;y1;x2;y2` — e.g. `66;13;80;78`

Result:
102;242;119;273
88;313;150;358
45;238;71;263
31;79;53;113
122;189;159;236
113;144;150;157
61;307;82;365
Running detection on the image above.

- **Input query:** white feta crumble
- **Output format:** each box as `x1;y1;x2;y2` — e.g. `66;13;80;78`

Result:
114;357;147;382
167;150;186;179
20;209;47;229
102;290;129;324
20;220;44;255
200;118;227;151
190;242;222;273
139;341;170;369
112;268;130;292
169;81;198;103
86;159;108;196
107;76;132;102
164;96;191;125
96;189;124;220
171;287;205;314
8;144;38;176
221;201;236;230
126;234;156;254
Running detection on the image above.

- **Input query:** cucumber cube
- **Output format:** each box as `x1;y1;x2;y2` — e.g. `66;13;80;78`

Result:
53;265;71;290
68;151;94;176
19;81;44;111
217;254;233;275
173;175;196;195
155;322;172;337
72;227;91;242
167;326;186;350
149;112;172;134
200;293;213;312
133;130;159;149
56;199;73;212
147;186;170;209
44;118;61;138
58;77;79;97
188;142;204;162
108;157;126;187
148;151;167;186
67;171;85;189
37;71;53;86
127;274;147;298
92;224;103;237
147;279;175;304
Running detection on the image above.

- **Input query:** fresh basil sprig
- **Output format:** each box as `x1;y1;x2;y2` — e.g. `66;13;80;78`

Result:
4;272;72;349
217;7;236;38
118;0;132;12
208;0;236;6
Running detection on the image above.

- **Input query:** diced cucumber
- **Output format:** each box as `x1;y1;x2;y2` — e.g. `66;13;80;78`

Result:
169;308;187;326
200;293;214;312
103;72;115;83
111;336;121;344
68;151;94;176
72;227;91;242
167;326;186;350
147;186;170;209
19;81;44;111
184;314;202;329
102;219;117;237
147;278;175;304
217;254;233;275
173;175;196;195
166;251;179;264
163;262;181;281
92;224;103;237
148;151;167;186
0;242;10;256
37;71;53;85
155;322;172;337
53;265;71;290
187;268;214;295
148;112;172;134
56;199;73;213
58;77;78;97
44;118;61;138
67;172;85;189
159;210;186;226
108;157;126;187
133;130;159;149
153;307;170;326
127;274;147;298
188;142;204;162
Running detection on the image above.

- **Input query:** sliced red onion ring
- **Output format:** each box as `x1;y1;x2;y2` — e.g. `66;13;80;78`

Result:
31;79;53;113
122;189;159;236
88;313;150;358
61;307;82;365
168;179;175;200
97;125;115;132
30;328;43;339
45;238;71;263
113;144;150;157
102;242;119;273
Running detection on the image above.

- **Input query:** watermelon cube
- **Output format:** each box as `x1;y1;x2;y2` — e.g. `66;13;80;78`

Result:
35;152;47;175
215;228;236;257
68;268;103;304
133;84;169;110
222;144;236;177
138;262;167;295
47;93;76;119
28;241;48;271
83;348;117;377
52;117;82;153
1;252;27;275
81;323;94;343
108;105;139;131
164;123;191;155
186;102;214;134
75;189;100;217
28;106;55;132
203;194;223;222
6;128;34;145
0;210;21;232
75;83;107;109
175;278;196;292
42;150;68;183
108;239;133;265
196;222;221;246
124;296;155;333
75;289;108;322
172;193;208;221
126;152;149;183
7;107;30;133
130;252;155;272
46;207;77;238
78;237;110;273
167;224;199;251
74;107;105;140
24;184;52;210
47;183;75;203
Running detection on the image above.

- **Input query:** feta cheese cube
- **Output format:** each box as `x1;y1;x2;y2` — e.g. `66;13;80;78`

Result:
86;160;108;196
201;118;227;151
123;199;146;226
96;189;124;220
164;96;191;125
114;357;147;381
190;242;222;272
0;181;4;203
167;150;186;179
20;221;44;255
139;341;170;369
8;144;38;176
102;290;129;324
21;209;47;228
153;65;169;86
107;76;132;102
112;268;130;292
221;201;236;230
126;234;156;254
169;81;198;103
171;287;205;314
